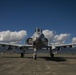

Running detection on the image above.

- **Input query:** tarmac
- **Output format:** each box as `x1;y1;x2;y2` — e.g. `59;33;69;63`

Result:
0;53;76;75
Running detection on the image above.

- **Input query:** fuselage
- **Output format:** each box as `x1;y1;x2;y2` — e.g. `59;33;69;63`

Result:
27;28;48;48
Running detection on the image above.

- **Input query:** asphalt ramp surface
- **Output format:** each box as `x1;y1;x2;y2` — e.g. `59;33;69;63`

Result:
0;53;76;75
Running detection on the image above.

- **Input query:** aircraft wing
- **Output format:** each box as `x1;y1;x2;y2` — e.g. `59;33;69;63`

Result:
0;42;22;47
0;42;33;52
48;43;76;50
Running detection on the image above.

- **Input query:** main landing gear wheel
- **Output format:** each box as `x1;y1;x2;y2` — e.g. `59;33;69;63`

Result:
50;49;54;58
21;53;24;58
51;53;54;58
33;54;36;60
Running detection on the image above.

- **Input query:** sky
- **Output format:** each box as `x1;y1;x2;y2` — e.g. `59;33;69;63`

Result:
0;0;76;44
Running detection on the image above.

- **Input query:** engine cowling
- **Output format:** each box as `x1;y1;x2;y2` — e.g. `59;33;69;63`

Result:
27;38;33;45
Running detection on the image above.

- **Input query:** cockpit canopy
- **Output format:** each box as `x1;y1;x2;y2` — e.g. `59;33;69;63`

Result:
35;28;42;33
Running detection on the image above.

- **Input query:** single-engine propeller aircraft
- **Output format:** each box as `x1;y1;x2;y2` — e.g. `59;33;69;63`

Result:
0;28;76;60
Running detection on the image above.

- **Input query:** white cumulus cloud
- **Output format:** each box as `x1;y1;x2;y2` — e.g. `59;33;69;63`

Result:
43;30;70;44
72;37;76;43
54;34;70;45
0;30;27;43
42;30;55;43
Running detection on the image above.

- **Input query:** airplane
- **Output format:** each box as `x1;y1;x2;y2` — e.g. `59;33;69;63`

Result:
0;28;76;60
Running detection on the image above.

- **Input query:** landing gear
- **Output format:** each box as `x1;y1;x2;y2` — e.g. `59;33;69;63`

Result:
33;53;36;60
33;48;37;60
21;53;24;58
50;49;54;58
51;53;54;58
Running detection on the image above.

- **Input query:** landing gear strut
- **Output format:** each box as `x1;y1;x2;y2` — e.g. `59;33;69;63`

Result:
33;48;37;60
33;53;36;60
50;49;54;58
21;53;24;58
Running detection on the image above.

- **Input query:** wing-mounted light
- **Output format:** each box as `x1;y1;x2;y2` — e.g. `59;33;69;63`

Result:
27;38;33;45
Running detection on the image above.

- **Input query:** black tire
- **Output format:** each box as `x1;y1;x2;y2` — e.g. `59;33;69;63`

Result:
21;53;24;58
51;53;54;58
34;55;36;60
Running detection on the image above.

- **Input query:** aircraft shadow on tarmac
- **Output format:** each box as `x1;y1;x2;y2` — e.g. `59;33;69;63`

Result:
2;56;66;62
2;56;76;62
39;57;67;62
39;56;76;62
